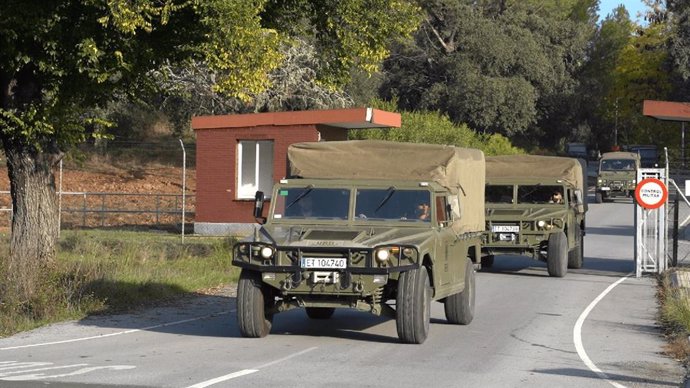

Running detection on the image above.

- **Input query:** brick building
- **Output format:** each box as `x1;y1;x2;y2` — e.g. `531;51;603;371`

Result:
192;107;401;235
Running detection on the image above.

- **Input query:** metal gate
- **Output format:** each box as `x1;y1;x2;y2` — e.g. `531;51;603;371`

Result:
634;168;668;277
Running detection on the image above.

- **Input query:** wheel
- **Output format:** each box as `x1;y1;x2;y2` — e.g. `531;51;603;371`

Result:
547;231;568;277
568;228;584;269
305;307;335;319
595;192;603;203
481;254;494;269
396;267;431;344
444;258;475;325
237;270;273;338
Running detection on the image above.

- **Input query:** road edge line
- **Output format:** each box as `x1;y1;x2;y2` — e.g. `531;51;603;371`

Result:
573;274;631;388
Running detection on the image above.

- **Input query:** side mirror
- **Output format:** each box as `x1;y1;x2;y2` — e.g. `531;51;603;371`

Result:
254;191;266;224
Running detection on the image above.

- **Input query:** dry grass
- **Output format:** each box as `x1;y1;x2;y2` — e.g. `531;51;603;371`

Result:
0;230;239;338
659;269;690;363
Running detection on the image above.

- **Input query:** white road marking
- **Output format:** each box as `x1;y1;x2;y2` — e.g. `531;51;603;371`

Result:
186;369;259;388
4;365;135;381
186;346;319;388
0;363;89;378
0;310;231;351
0;362;52;371
573;274;631;388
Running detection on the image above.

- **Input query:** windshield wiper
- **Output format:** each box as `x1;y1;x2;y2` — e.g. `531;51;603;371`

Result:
374;186;396;214
285;185;314;210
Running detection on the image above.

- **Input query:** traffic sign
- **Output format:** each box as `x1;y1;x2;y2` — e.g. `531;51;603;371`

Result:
634;178;668;209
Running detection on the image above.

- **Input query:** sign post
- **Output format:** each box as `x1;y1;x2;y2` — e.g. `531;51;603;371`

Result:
634;170;668;277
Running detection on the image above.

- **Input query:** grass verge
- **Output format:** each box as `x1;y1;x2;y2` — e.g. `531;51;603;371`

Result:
0;230;240;338
659;269;690;363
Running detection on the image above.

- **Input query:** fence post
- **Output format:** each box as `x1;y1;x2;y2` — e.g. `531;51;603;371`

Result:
82;193;87;227
100;194;106;227
673;192;679;267
179;139;186;243
155;195;160;227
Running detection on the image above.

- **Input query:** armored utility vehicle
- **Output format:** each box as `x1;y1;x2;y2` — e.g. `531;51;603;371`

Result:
595;151;640;203
233;140;485;344
482;155;587;277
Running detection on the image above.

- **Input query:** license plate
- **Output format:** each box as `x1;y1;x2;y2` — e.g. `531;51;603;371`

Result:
492;225;519;233
301;258;347;269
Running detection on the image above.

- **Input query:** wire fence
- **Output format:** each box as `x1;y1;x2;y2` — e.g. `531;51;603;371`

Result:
0;191;194;231
0;138;196;232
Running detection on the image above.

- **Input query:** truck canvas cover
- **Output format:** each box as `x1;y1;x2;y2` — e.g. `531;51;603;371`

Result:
600;151;640;162
287;140;485;234
486;154;585;193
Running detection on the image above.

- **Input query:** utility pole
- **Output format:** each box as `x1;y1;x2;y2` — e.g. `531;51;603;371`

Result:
614;98;619;149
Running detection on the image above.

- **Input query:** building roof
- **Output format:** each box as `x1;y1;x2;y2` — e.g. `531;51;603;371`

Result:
643;100;690;122
192;107;401;130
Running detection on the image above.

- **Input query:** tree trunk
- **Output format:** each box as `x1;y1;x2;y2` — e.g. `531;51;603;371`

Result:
2;143;60;303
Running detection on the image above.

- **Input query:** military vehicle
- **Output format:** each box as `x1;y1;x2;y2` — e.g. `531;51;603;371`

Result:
482;155;587;277
595;151;640;203
232;140;485;344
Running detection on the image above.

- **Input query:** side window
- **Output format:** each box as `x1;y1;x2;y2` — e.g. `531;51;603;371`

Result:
237;140;274;199
436;196;448;224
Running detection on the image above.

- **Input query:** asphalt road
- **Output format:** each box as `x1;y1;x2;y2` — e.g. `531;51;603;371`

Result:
0;195;685;388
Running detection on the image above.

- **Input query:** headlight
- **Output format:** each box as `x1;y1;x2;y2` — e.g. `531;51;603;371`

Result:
537;220;546;228
260;246;274;259
375;249;390;262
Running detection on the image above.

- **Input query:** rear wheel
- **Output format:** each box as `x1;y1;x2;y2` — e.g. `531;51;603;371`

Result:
396;267;431;344
547;232;568;277
444;258;475;325
568;228;584;269
305;307;335;319
237;270;273;338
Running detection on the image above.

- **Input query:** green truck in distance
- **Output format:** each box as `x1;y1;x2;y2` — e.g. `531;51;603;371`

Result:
595;151;640;203
233;140;486;344
482;155;587;277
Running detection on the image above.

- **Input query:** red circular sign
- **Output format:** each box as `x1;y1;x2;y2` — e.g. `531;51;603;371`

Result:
634;178;668;209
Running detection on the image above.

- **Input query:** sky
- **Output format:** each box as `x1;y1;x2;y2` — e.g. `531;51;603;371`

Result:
598;0;648;24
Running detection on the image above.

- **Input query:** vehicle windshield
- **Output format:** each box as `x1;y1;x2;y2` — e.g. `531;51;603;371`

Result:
486;185;513;204
601;159;636;171
517;185;565;204
273;187;350;219
355;188;431;222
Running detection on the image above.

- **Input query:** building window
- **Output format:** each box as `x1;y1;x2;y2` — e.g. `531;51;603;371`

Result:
237;140;274;199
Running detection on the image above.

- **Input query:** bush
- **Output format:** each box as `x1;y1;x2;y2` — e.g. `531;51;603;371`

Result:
349;99;524;156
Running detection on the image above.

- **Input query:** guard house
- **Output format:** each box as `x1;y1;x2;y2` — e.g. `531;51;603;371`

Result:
192;107;401;235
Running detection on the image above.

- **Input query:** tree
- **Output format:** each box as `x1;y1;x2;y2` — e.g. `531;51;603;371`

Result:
0;0;420;306
380;0;593;142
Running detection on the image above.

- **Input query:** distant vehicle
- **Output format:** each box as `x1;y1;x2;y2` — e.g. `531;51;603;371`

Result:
483;155;587;278
595;151;640;203
566;143;588;159
627;145;659;168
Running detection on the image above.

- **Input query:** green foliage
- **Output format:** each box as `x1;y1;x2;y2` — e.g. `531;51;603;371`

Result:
380;0;593;139
349;99;523;156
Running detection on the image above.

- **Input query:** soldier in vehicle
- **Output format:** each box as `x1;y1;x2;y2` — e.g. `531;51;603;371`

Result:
550;191;563;204
416;202;430;220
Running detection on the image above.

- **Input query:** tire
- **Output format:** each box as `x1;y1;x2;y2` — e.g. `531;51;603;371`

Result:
444;259;475;325
237;270;273;338
568;229;584;269
396;267;431;344
547;231;568;277
482;255;494;269
595;192;603;203
305;307;335;319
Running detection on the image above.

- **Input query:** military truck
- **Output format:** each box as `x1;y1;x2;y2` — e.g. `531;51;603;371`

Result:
482;155;587;277
595;151;640;203
232;140;485;344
